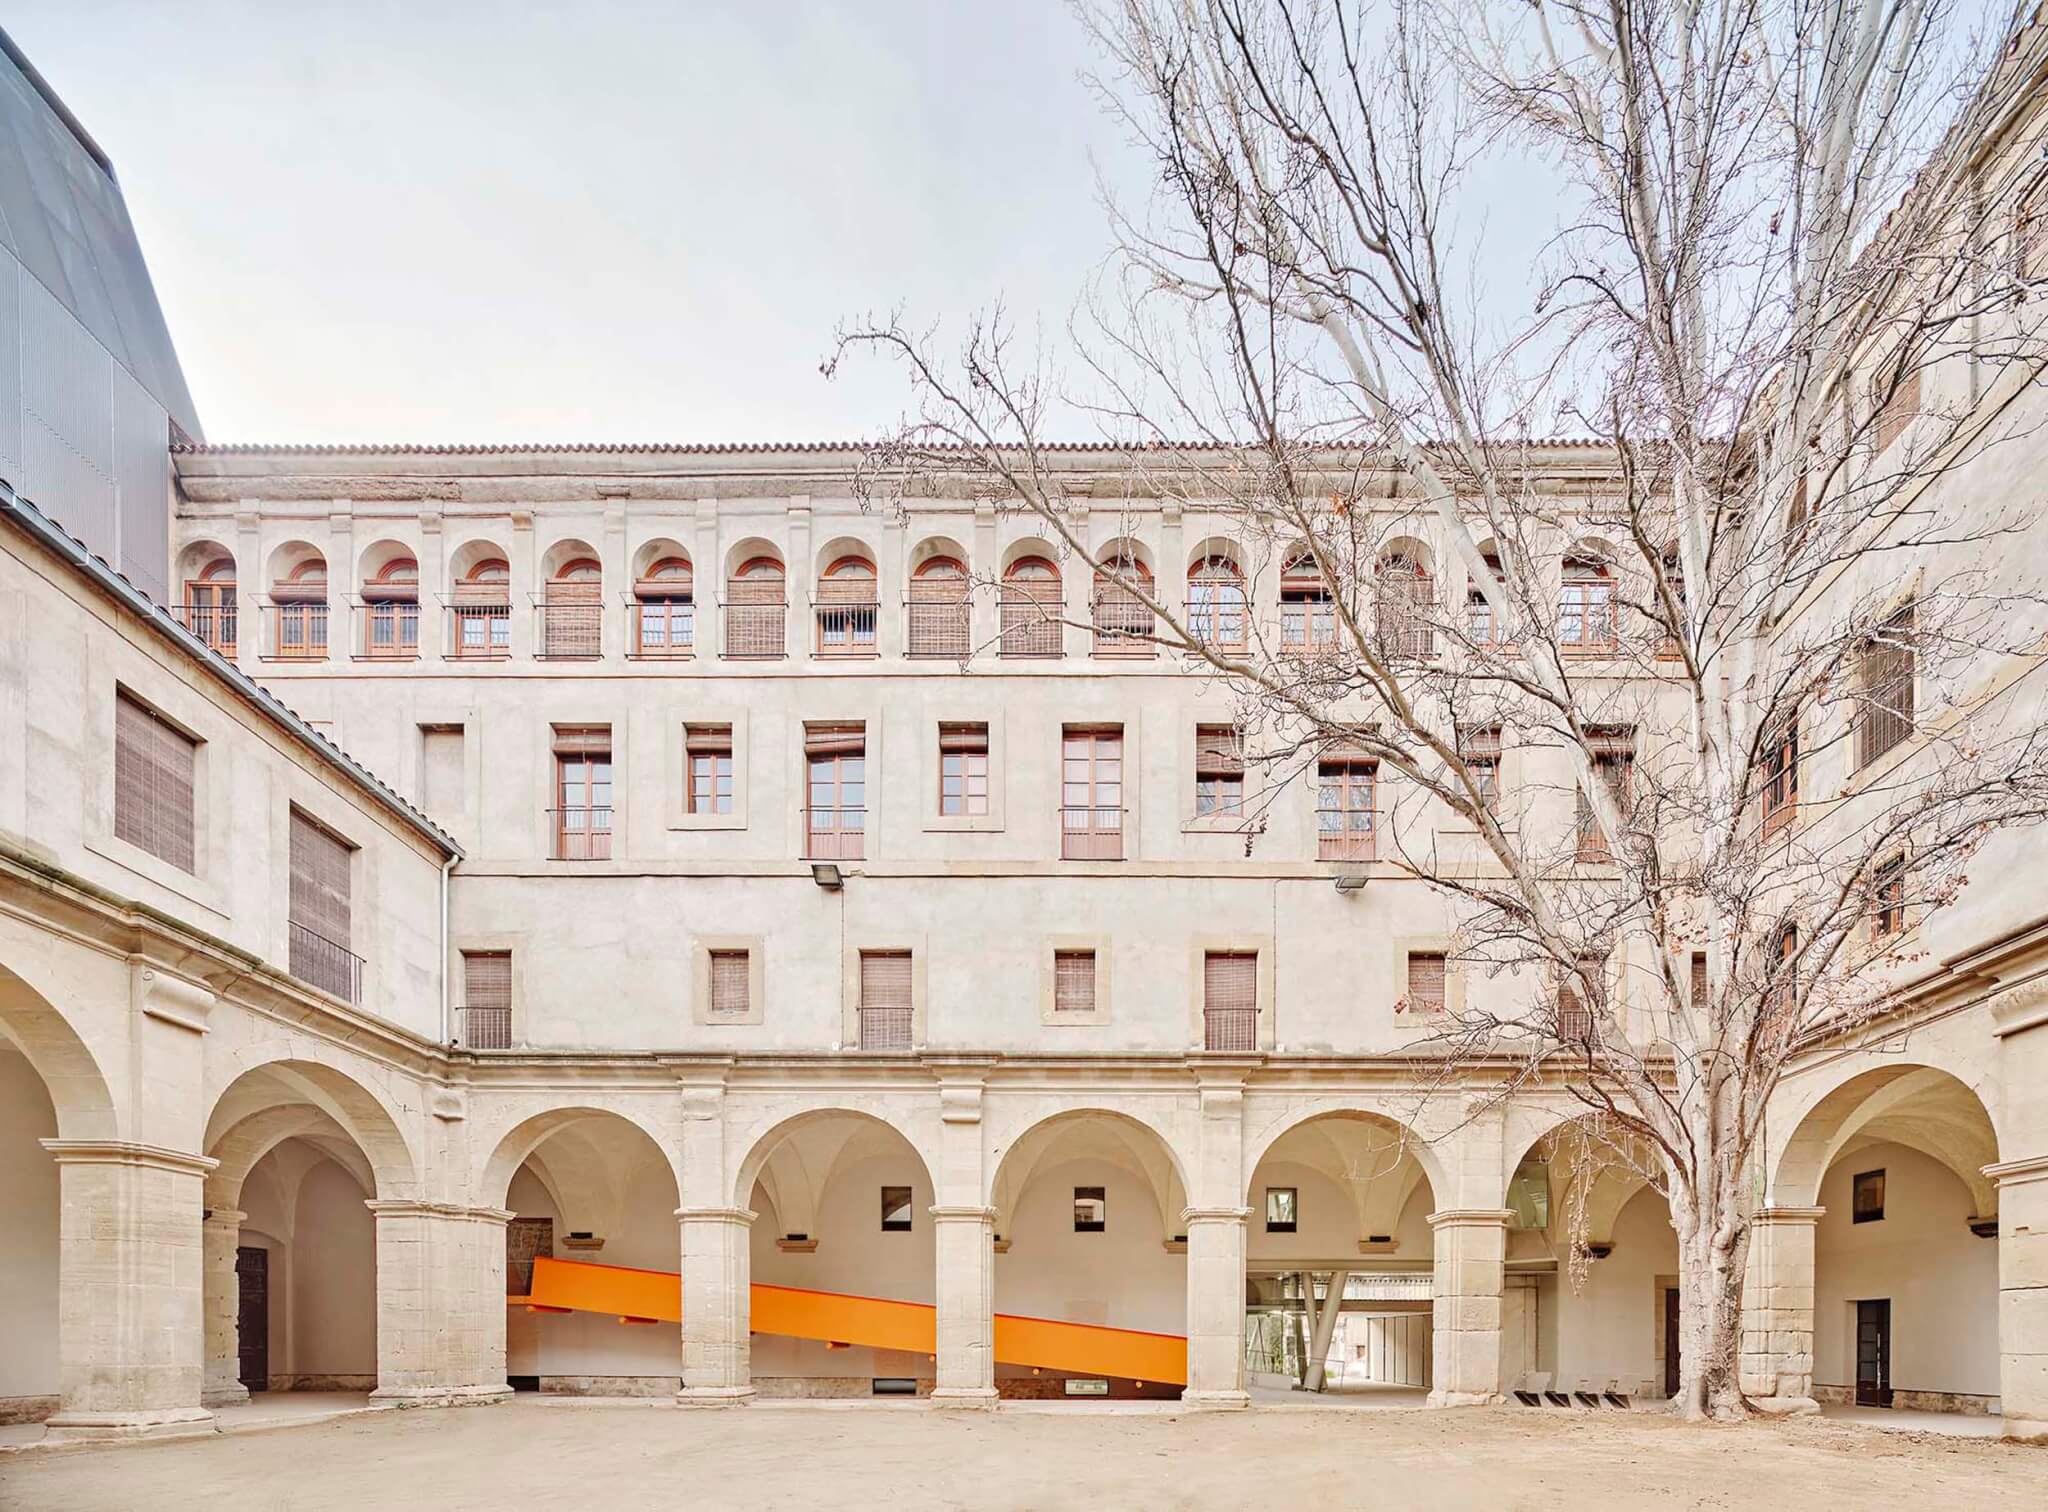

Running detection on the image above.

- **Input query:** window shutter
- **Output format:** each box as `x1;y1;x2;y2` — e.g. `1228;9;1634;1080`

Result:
464;951;512;1008
858;950;913;1050
1203;951;1257;1050
1857;606;1916;768
1195;724;1245;775
1690;951;1709;1008
709;950;750;1017
114;693;197;872
289;810;352;942
551;724;611;757
685;723;734;755
1054;950;1095;1014
938;723;988;753
805;722;866;757
1405;953;1447;1012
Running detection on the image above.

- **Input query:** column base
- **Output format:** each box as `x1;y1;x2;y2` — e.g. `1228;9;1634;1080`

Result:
677;1385;756;1408
200;1384;251;1409
1179;1389;1250;1410
367;1384;514;1408
1748;1394;1820;1417
928;1388;999;1410
2002;1415;2048;1444
40;1407;216;1441
1426;1389;1501;1408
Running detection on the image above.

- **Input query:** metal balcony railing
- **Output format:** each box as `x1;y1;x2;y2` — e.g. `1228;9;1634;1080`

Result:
998;591;1062;658
288;920;363;1005
858;1005;913;1051
172;601;238;656
534;600;603;659
352;600;421;659
261;602;330;660
445;601;512;659
814;599;879;657
549;806;613;860
1059;806;1125;861
904;597;971;660
1316;819;1377;861
458;1005;512;1050
804;807;866;861
1203;1006;1257;1052
722;599;787;659
629;598;695;658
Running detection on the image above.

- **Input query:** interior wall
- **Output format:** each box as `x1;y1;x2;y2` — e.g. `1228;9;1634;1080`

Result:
287;1159;377;1381
994;1154;1185;1338
0;1044;59;1413
1813;1140;2000;1403
1550;1186;1676;1394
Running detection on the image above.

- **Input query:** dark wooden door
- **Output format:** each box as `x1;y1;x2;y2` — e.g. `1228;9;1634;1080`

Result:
236;1245;269;1392
1855;1299;1892;1407
1663;1288;1681;1397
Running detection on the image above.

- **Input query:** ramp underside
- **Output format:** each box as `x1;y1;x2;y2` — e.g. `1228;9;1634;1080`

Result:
521;1255;1187;1386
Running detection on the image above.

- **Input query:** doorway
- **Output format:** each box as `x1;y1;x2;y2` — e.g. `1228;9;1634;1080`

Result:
1854;1299;1891;1407
1663;1288;1680;1398
236;1245;269;1392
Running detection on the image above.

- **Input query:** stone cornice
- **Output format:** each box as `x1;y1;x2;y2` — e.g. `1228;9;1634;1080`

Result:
677;1206;758;1225
40;1139;218;1177
1984;1155;2048;1189
363;1200;515;1223
1427;1208;1517;1228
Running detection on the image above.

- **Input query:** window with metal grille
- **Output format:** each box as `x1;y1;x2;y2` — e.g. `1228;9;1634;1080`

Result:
806;724;866;859
1555;955;1604;1044
859;950;912;1049
540;559;603;658
1316;758;1375;861
114;693;197;872
938;723;990;816
1576;727;1634;861
180;557;238;655
358;557;420;659
1375;553;1433;658
1194;724;1245;817
1053;950;1096;1014
461;951;512;1048
1203;951;1257;1051
709;950;750;1018
1073;1186;1106;1232
1871;363;1919;453
1761;714;1799;837
450;557;512;659
1855;606;1915;769
1458;725;1501;813
1559;558;1615;651
553;725;613;860
686;724;734;815
268;559;330;659
815;556;879;656
1061;727;1124;859
1871;853;1907;939
1468;552;1508;647
1000;557;1062;658
633;558;694;657
1091;554;1155;656
1405;952;1447;1014
288;808;358;1002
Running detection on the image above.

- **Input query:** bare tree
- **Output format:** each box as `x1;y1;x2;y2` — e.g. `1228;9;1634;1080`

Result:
829;0;2048;1418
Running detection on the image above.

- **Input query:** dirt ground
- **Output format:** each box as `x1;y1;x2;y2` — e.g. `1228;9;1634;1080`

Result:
3;1400;2044;1512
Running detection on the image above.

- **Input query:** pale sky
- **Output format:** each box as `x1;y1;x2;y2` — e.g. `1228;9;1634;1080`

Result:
10;1;1150;444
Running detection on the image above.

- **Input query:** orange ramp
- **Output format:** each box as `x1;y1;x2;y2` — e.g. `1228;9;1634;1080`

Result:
521;1255;1186;1386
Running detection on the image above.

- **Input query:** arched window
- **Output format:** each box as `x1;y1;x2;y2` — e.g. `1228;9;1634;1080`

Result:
1000;556;1062;658
1467;551;1508;648
1559;556;1616;652
270;558;329;660
907;555;970;659
724;556;787;660
1280;550;1334;654
1188;554;1247;651
360;556;420;659
542;557;602;659
182;556;237;655
1092;552;1155;657
1375;552;1433;659
815;555;879;657
451;556;511;659
633;557;694;658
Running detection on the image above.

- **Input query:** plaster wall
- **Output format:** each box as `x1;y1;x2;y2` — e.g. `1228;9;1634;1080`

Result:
1551;1187;1677;1394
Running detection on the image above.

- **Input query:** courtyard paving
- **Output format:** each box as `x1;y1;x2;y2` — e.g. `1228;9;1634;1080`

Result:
2;1397;2043;1510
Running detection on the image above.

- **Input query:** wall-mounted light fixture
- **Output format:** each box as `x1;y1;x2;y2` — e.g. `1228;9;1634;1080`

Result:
812;862;843;890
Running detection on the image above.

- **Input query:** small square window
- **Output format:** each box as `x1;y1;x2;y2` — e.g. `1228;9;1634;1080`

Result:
1073;1186;1106;1232
880;1186;914;1232
1404;952;1447;1014
1265;1187;1298;1233
1054;950;1096;1014
1853;1169;1885;1224
708;950;750;1018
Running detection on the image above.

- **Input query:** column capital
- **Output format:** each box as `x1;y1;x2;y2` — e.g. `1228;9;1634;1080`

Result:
928;1205;997;1223
1984;1154;2048;1188
1754;1205;1827;1224
40;1139;217;1178
677;1205;758;1226
202;1207;248;1226
363;1199;515;1224
1426;1207;1515;1229
1181;1204;1252;1226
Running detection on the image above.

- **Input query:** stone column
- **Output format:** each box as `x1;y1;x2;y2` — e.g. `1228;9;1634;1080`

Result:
678;1205;755;1405
1739;1206;1822;1413
1182;1205;1251;1408
38;1140;216;1440
1427;1208;1511;1406
1987;1156;2048;1441
201;1207;250;1407
367;1200;515;1406
930;1206;998;1407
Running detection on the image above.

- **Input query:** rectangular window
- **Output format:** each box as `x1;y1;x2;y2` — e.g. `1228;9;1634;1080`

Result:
858;949;912;1050
1316;758;1376;861
1872;854;1907;939
686;723;735;815
938;723;990;816
1856;606;1915;769
1458;725;1501;814
1853;1169;1885;1224
1872;365;1919;453
1556;955;1604;1044
461;950;512;1049
1265;1187;1298;1233
114;692;197;872
552;725;612;860
1194;725;1245;817
1053;950;1096;1014
1761;715;1799;838
420;724;465;828
1404;952;1447;1014
1691;951;1709;1009
1061;727;1124;860
806;723;866;859
1203;951;1257;1051
1576;727;1634;862
1073;1186;1106;1232
708;949;751;1018
880;1186;914;1232
288;808;358;1003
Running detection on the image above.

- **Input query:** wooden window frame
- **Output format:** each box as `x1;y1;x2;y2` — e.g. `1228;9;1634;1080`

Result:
1072;1186;1107;1233
815;554;880;658
685;723;735;816
459;949;513;1049
937;722;990;817
805;723;867;861
551;724;613;861
1403;951;1448;1015
1091;554;1157;658
449;556;513;661
1576;727;1634;863
1280;551;1337;655
1559;557;1617;654
1457;725;1502;816
538;557;603;661
1061;726;1125;859
1192;723;1246;821
287;806;360;1004
1187;554;1248;652
880;1185;915;1233
856;948;915;1051
1041;934;1109;1025
1854;605;1916;771
999;556;1062;659
1374;552;1435;659
1467;553;1510;649
723;555;788;660
1852;1168;1885;1224
1316;757;1376;861
1870;853;1908;941
906;556;971;660
1264;1186;1298;1233
266;558;331;662
1760;714;1799;839
1201;949;1260;1051
632;556;695;659
692;935;765;1025
181;556;239;656
357;556;421;661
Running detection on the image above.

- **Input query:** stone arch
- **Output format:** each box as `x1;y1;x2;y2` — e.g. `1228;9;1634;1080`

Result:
1244;1109;1441;1246
540;537;601;581
355;537;418;584
813;535;877;580
478;1104;682;1212
1242;1101;1452;1207
723;536;786;581
0;959;118;1139
1772;1062;2001;1217
447;536;510;586
205;1052;420;1201
732;1106;937;1213
1501;1111;1665;1253
264;539;326;587
999;536;1061;575
630;537;692;582
205;1102;376;1210
176;536;237;586
908;533;970;577
986;1108;1191;1239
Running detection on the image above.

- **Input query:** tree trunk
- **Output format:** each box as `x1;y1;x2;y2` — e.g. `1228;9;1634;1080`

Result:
1671;1180;1753;1420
